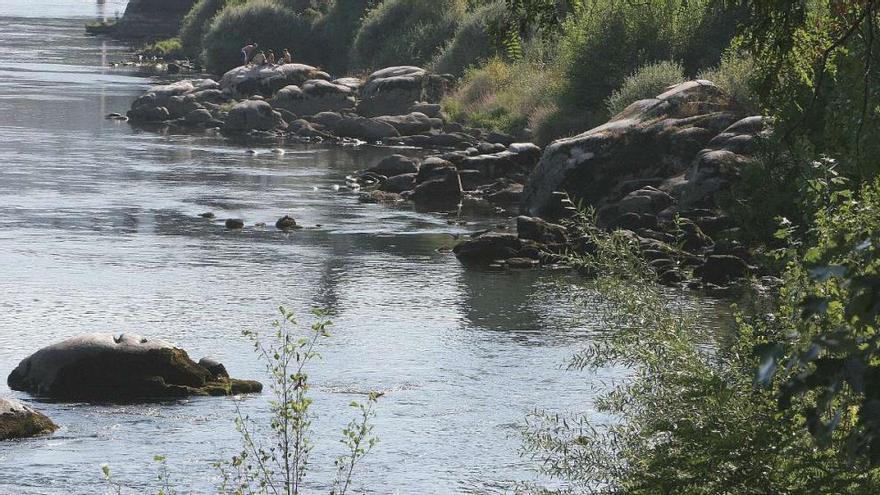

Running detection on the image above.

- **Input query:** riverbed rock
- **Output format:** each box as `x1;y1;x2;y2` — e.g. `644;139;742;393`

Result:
379;173;418;193
517;216;567;244
332;116;400;142
694;254;752;285
220;64;331;97
373;112;442;136
127;79;219;122
223;100;287;133
357;66;449;117
369;155;419;177
275;215;298;230
7;334;262;400
453;232;537;264
270;80;356;117
522;81;747;218
225;218;244;229
410;168;462;208
0;397;57;441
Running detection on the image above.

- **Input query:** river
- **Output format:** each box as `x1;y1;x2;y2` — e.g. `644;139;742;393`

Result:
0;2;730;493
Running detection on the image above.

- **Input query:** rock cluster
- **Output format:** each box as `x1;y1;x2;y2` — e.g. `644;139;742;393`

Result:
515;81;767;287
127;65;458;141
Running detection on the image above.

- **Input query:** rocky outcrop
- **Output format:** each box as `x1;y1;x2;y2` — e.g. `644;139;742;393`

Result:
7;334;262;401
112;0;197;40
128;79;223;123
271;80;356;117
224;99;287;133
0;397;57;441
357;67;449;117
522;81;748;220
220;64;331;97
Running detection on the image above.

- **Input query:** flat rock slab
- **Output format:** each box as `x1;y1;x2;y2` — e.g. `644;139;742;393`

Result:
0;397;57;441
8;333;262;401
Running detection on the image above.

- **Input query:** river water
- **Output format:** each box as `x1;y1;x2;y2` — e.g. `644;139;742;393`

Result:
0;2;731;494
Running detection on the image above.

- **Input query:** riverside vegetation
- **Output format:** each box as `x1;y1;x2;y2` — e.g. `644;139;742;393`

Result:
62;0;880;492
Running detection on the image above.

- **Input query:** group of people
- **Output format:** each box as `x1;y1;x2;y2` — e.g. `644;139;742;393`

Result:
240;43;292;67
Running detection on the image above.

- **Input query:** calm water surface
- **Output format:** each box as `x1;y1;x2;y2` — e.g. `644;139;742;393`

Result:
0;2;731;493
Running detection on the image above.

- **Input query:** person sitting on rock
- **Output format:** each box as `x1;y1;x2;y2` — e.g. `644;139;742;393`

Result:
252;50;267;66
241;42;257;65
281;48;292;64
266;50;276;65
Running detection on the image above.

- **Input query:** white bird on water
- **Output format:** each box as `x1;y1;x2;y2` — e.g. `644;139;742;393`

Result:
271;148;285;155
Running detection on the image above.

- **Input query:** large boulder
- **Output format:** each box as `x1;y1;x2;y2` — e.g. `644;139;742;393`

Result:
410;167;462;208
459;143;542;180
357;67;449;117
452;233;541;265
661;116;769;210
373;112;441;136
522;81;746;218
368;155;419;177
7;333;262;401
0;397;57;441
332;116;400;142
224;100;287;133
271;80;356;117
220;64;331;97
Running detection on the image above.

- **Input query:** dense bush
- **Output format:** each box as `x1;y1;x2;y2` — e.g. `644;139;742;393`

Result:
698;51;759;113
431;1;506;76
520;208;880;493
178;0;230;59
604;60;684;116
351;0;467;70
202;0;317;74
443;44;562;142
310;0;376;74
553;0;735;123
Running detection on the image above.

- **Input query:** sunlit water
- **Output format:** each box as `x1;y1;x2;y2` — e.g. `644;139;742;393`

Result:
0;2;733;493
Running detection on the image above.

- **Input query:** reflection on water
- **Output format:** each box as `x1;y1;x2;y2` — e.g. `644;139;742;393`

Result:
0;4;733;494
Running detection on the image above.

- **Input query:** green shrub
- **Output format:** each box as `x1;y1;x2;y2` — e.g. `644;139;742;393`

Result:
698;51;760;113
520;208;880;493
351;0;467;70
555;0;735;121
443;48;562;142
202;0;317;74
431;1;506;76
310;0;376;74
178;0;230;60
140;37;186;60
604;60;685;116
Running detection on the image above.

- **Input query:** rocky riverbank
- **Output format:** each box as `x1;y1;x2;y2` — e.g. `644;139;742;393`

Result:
122;61;769;291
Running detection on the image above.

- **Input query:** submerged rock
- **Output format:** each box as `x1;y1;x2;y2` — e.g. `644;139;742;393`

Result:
275;215;299;230
0;397;57;441
7;334;262;401
225;218;245;229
